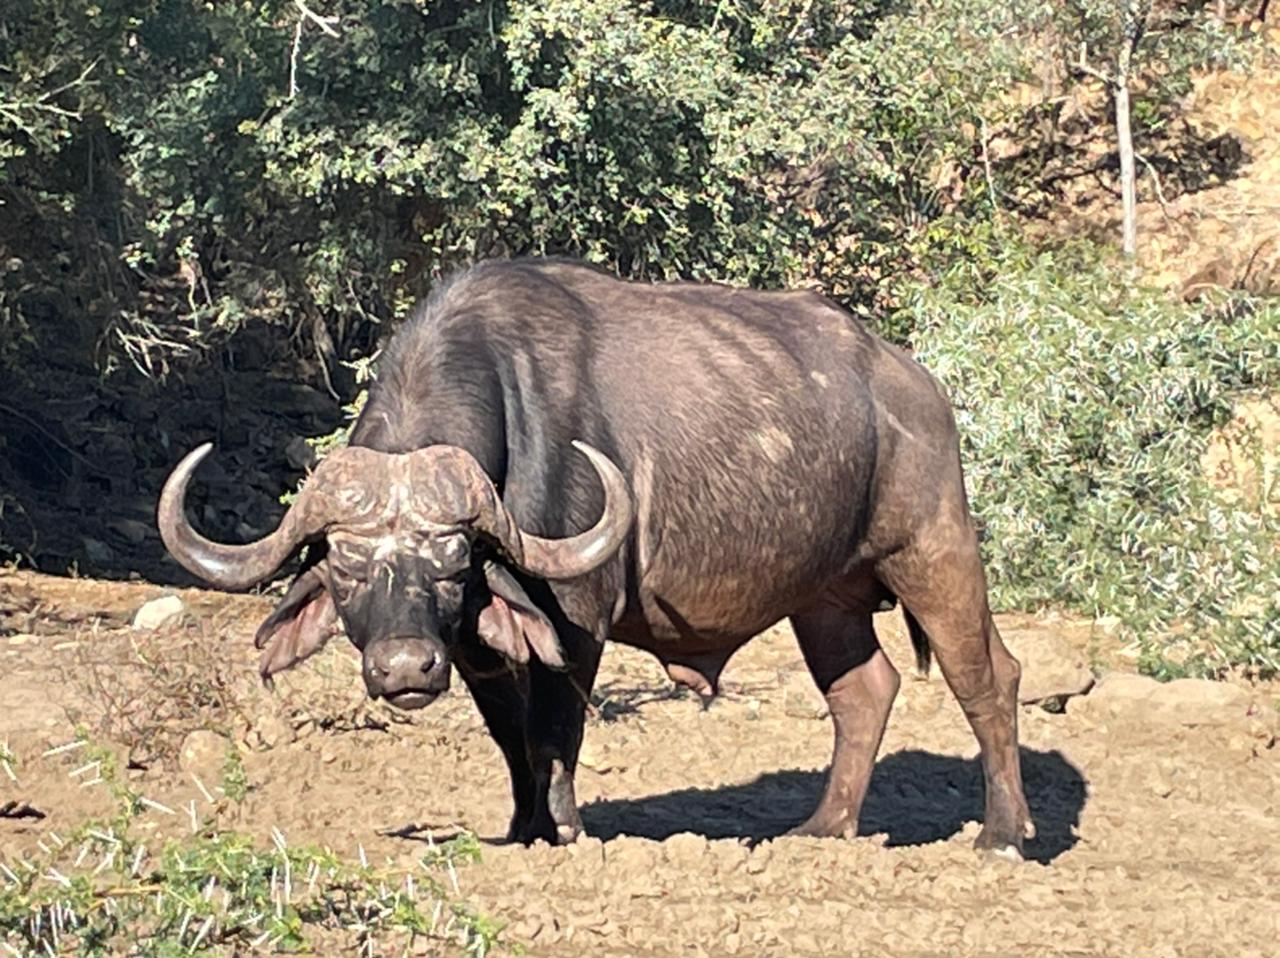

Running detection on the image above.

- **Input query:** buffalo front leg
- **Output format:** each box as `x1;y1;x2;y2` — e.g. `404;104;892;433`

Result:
787;606;900;838
454;645;538;843
521;630;603;845
877;524;1033;857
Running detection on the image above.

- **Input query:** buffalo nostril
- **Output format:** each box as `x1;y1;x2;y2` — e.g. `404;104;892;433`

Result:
419;653;440;675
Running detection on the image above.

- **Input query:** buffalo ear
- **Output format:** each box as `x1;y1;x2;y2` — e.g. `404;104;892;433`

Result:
477;562;565;669
254;564;341;685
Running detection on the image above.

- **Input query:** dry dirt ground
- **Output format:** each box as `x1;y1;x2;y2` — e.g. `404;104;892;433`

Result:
2;569;1278;956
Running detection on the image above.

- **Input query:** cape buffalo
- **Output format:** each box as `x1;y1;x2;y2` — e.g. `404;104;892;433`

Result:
158;258;1034;856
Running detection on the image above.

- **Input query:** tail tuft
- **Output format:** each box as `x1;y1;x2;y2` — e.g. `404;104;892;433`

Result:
904;610;932;676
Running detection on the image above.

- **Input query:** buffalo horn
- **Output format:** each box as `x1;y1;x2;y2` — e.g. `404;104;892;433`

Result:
157;443;324;591
473;441;633;580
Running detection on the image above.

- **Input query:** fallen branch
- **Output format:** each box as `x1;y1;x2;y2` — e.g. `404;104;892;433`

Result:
0;800;46;820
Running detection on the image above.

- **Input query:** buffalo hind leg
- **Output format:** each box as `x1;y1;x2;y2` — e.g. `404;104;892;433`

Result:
787;605;900;838
877;526;1033;857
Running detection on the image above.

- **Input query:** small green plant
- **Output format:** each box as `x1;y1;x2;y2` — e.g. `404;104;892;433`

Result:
75;728;146;825
420;832;485;871
219;744;249;805
0;741;17;784
0;734;501;956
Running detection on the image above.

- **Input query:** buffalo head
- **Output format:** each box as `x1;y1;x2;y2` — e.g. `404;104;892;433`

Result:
157;441;631;710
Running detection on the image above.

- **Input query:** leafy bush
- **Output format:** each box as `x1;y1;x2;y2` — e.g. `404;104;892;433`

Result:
3;0;1044;379
906;239;1280;676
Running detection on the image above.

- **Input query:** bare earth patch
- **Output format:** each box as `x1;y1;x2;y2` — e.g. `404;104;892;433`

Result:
2;569;1278;956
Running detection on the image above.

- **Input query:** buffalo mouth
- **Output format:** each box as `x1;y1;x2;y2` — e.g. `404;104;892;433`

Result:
381;688;441;711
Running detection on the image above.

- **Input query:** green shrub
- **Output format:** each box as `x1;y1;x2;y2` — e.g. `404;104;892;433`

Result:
905;240;1280;676
3;0;1044;377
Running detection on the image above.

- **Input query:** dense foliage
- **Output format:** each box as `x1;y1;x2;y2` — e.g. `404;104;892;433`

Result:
0;0;1069;373
908;239;1279;676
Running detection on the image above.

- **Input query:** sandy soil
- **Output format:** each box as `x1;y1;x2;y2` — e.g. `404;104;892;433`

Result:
2;569;1278;956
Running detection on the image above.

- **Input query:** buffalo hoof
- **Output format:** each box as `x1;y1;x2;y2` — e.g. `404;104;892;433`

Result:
508;816;583;846
973;817;1034;860
784;812;857;840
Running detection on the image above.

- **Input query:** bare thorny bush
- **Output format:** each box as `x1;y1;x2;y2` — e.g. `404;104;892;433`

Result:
57;609;419;773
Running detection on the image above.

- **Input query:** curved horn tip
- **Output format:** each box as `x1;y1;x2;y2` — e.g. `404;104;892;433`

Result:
492;438;634;582
160;443;216;505
570;439;614;467
182;441;216;467
157;438;309;592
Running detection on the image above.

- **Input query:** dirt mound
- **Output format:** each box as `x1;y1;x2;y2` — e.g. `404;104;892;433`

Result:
1153;54;1280;296
3;572;1277;956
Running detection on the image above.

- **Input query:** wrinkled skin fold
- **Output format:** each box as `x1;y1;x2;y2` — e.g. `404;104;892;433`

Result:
158;256;1033;857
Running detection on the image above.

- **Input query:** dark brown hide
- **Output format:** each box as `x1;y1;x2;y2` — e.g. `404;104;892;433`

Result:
160;257;1032;858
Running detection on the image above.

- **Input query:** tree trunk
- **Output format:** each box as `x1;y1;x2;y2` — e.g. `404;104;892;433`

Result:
1115;80;1137;257
1116;2;1140;258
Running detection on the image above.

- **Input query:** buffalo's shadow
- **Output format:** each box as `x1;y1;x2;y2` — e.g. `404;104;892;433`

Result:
580;747;1086;865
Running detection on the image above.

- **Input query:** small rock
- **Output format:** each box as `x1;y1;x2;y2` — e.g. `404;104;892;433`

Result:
107;518;152;545
179;730;230;782
1003;629;1095;705
284;436;317;470
779;668;828;720
1154;677;1249;711
1147;770;1175;798
132;595;185;630
1081;672;1252;727
82;537;114;565
662;831;708;865
1102;672;1160;698
578;740;613;773
1080;672;1160;710
248;713;295;750
744;845;771;874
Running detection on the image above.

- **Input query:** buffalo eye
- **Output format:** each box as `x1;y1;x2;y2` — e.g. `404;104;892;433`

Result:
328;564;360;598
433;531;470;572
435;578;464;612
327;543;370;595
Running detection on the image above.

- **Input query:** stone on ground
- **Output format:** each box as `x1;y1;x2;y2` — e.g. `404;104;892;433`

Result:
132;594;185;630
178;729;230;782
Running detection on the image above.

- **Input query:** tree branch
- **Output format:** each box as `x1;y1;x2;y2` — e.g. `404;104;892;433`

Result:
1074;43;1113;85
293;0;340;37
980;116;1002;222
1135;152;1175;224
